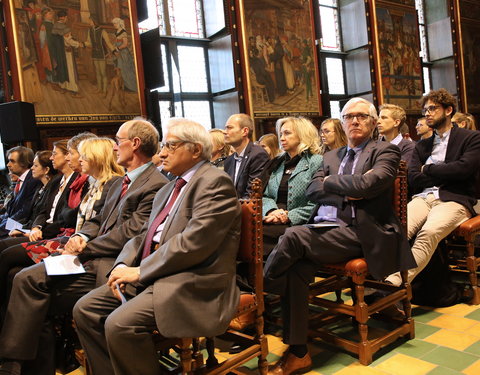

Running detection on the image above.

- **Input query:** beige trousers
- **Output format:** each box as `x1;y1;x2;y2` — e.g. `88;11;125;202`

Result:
386;194;471;286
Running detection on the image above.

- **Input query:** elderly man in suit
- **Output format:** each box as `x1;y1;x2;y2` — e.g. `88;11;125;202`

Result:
224;113;269;198
385;89;480;287
0;146;41;237
263;97;416;375
73;118;241;375
0;119;168;375
376;103;415;166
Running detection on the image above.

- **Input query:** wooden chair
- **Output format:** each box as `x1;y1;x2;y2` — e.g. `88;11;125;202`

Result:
306;161;414;365
156;178;268;375
445;175;480;305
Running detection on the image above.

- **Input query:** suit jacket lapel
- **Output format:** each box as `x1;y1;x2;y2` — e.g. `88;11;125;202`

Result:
331;147;347;174
445;125;458;163
355;139;374;174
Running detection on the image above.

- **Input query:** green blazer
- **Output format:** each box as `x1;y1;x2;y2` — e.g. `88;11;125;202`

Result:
263;152;323;225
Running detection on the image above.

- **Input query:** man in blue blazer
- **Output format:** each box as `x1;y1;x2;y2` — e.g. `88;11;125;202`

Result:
224;113;269;198
0;147;41;237
263;97;415;375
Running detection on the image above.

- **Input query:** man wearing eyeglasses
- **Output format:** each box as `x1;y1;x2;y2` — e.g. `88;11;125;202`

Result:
224;113;269;198
385;89;480;289
263;97;415;375
0;118;168;375
73;118;241;375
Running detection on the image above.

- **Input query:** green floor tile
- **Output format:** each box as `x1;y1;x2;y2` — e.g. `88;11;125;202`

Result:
426;366;463;375
414;321;442;339
421;347;478;371
394;338;437;358
464;341;480;356
465;308;480;321
412;307;442;323
242;352;279;370
310;348;356;375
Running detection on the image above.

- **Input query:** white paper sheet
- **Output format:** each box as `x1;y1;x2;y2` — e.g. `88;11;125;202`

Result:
43;254;86;276
5;218;31;234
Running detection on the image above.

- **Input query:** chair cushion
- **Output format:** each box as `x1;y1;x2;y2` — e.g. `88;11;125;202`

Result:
454;215;480;237
319;258;368;277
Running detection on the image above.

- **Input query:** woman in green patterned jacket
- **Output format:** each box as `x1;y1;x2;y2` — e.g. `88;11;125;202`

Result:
262;116;323;256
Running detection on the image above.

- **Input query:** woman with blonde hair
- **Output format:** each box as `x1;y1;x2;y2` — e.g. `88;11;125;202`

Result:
209;129;232;169
453;112;477;130
258;133;280;159
262;116;323;255
320;118;348;153
0;138;123;308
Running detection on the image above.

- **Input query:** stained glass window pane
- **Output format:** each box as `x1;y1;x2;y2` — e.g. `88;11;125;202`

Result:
325;57;345;95
159;101;172;138
169;0;205;38
423;66;431;95
319;6;341;51
183;101;212;129
178;46;208;92
158;44;170;92
138;0;162;33
415;0;425;24
330;101;341;119
319;0;337;6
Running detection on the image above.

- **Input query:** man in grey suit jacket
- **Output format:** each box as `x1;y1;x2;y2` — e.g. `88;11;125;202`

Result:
73;118;241;375
263;98;416;375
0;119;168;375
377;103;415;167
224;113;269;198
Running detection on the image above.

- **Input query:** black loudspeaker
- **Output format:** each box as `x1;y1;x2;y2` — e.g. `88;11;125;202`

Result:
140;29;165;89
0;101;39;144
136;0;148;22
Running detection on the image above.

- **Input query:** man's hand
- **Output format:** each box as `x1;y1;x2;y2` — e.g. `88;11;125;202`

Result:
28;227;43;242
64;235;87;255
107;266;140;289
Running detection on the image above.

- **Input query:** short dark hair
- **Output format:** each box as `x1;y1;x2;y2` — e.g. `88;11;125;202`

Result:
52;139;69;154
6;146;34;169
35;150;57;177
420;88;456;116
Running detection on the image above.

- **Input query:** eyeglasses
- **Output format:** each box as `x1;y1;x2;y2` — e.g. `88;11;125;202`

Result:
422;105;440;115
160;140;190;152
342;113;371;123
115;136;131;145
320;129;334;135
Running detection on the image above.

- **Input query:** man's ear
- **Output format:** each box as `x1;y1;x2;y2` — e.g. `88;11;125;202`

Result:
192;143;203;159
130;137;141;151
446;106;453;118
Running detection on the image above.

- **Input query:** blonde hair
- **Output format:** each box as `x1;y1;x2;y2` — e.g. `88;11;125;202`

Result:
453;112;477;130
275;116;321;155
258;133;280;159
379;103;407;124
320;118;347;153
209;129;232;158
78;138;124;183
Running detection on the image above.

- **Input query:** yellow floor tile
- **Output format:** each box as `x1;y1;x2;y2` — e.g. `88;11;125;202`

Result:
433;304;479;317
334;362;389;374
423;329;479;351
266;335;287;352
374;353;436;375
465;323;480;338
427;314;478;331
463;359;480;375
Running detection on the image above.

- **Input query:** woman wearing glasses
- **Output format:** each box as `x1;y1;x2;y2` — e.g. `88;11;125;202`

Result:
262;117;323;256
320;118;348;154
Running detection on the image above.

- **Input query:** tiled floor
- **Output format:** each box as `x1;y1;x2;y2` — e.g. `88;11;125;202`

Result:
59;302;480;375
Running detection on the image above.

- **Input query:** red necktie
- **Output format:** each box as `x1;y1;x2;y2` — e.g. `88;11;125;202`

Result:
14;181;21;195
120;175;131;199
141;178;187;260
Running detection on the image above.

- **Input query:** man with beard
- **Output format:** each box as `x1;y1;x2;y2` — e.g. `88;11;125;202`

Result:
385;88;480;287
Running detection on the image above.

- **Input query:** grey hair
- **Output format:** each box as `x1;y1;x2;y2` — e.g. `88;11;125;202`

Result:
340;97;378;123
166;118;212;160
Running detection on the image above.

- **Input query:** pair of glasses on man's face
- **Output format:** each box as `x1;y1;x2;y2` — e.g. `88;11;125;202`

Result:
421;105;441;116
342;113;371;123
160;140;191;152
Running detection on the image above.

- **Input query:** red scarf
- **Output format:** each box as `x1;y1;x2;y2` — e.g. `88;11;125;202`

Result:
67;174;89;209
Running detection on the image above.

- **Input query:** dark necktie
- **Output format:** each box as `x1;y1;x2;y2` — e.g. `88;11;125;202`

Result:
141;178;187;260
338;149;356;225
120;175;131;199
14;181;21;195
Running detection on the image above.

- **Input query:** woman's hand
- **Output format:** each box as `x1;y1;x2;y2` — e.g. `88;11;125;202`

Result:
28;227;43;241
264;209;289;224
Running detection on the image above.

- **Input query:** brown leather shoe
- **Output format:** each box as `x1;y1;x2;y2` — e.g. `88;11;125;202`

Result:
267;351;312;375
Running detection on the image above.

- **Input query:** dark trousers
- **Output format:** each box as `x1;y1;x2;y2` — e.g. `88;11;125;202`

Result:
264;225;363;345
0;261;97;362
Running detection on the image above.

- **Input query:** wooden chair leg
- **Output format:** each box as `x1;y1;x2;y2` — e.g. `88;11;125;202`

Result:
205;338;218;368
256;315;268;375
354;282;372;365
466;239;480;304
179;339;194;375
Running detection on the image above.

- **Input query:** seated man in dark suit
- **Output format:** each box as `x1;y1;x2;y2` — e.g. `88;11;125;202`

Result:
385;89;480;287
377;103;415;166
0;118;168;375
224;113;269;198
0;147;42;237
263;97;416;375
73;118;241;375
